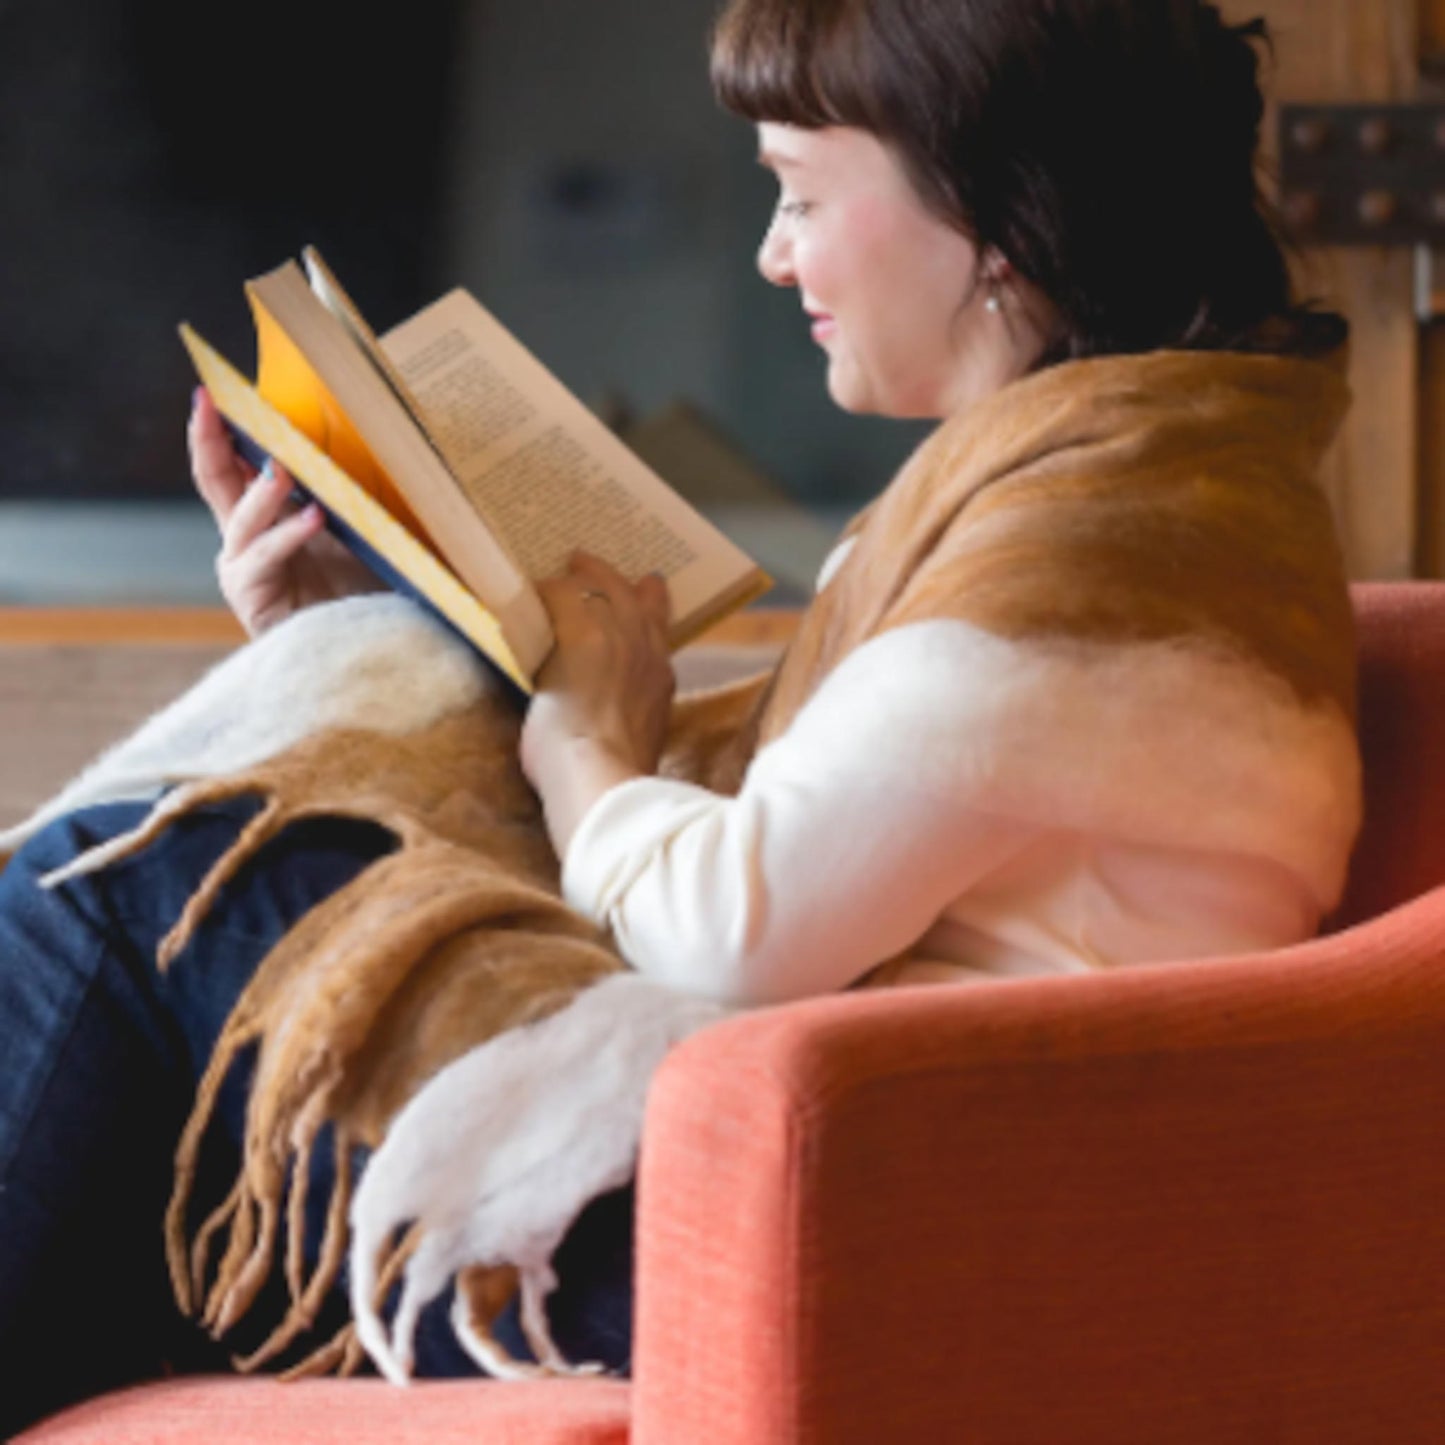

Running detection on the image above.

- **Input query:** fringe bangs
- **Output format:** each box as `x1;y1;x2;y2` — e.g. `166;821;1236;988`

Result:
709;0;876;130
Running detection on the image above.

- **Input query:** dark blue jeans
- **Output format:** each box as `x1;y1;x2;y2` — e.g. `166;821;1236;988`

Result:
0;798;634;1437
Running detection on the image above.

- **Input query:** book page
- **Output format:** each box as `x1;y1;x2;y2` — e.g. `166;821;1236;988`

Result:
246;261;553;672
435;418;698;582
301;247;450;462
381;292;768;635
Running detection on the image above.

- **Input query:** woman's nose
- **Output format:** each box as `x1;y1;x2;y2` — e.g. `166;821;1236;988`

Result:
756;218;795;288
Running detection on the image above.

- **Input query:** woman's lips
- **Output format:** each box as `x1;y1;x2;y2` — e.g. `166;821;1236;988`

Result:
809;314;837;343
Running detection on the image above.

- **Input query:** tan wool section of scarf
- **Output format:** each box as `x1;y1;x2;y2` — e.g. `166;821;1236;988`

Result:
72;654;772;1378
74;344;1353;1377
753;346;1357;749
99;704;629;1376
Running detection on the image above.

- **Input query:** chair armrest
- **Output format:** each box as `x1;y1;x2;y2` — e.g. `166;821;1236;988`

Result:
630;898;1445;1445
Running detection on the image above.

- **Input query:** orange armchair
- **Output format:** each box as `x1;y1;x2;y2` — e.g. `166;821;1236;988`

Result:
22;583;1445;1444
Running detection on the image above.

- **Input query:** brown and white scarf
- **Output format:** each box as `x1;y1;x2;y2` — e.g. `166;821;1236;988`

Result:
0;344;1359;1382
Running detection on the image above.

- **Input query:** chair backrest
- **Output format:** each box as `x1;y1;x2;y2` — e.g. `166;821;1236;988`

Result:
1325;581;1445;931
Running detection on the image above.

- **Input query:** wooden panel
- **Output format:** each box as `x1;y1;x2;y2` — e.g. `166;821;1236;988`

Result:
1420;324;1445;573
1226;0;1420;577
1419;0;1445;575
1423;0;1445;68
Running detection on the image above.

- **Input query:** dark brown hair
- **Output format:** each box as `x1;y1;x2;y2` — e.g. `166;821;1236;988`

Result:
711;0;1347;365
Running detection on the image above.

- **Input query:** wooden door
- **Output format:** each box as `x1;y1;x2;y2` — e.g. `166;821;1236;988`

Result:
1225;0;1428;578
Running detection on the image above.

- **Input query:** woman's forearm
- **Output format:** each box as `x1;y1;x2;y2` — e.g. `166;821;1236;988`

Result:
530;737;644;861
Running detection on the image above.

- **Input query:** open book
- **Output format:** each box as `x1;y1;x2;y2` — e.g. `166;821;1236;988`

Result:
180;247;772;694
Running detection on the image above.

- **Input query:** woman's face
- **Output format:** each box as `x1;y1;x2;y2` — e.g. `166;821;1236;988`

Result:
755;122;1045;419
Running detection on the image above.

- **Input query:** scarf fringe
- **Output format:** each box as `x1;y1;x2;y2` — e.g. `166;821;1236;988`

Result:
348;970;729;1382
97;736;625;1377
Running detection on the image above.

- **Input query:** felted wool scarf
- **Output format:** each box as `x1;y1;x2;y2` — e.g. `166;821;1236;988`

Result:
0;344;1358;1383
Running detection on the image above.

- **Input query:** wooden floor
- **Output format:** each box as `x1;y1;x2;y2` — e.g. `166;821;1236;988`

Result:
0;607;797;831
0;608;246;645
0;606;801;648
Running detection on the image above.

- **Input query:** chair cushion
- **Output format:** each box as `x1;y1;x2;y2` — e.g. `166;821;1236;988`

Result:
15;1377;630;1445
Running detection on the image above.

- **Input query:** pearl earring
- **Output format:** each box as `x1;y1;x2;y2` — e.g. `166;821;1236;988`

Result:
985;293;1001;314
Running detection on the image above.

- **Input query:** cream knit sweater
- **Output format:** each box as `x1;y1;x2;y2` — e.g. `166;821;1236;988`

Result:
564;538;1359;1005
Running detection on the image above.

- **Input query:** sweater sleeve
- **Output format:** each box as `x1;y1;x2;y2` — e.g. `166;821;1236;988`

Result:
560;624;1033;1006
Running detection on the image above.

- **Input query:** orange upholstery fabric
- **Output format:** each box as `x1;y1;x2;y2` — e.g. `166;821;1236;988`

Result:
632;897;1445;1443
629;583;1445;1445
17;1378;630;1443
17;583;1445;1444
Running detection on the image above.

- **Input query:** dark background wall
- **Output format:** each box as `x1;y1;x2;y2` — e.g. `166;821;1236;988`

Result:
0;0;925;514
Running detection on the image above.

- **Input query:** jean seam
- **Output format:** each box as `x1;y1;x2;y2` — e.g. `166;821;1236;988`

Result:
0;932;110;1187
106;915;297;951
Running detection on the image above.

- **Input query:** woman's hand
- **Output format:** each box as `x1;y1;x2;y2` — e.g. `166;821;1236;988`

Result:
520;551;676;856
188;387;381;636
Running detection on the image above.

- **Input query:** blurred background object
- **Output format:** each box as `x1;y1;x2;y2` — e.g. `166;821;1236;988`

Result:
1231;0;1445;581
10;0;1445;605
0;0;926;607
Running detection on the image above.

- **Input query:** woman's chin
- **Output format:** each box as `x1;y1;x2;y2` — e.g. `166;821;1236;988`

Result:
823;357;925;419
823;362;875;416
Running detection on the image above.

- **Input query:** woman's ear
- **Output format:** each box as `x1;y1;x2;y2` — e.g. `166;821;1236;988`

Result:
982;249;1014;287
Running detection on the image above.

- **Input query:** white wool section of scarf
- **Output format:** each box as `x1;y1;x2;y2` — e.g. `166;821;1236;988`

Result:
349;971;731;1383
750;620;1363;893
0;595;493;857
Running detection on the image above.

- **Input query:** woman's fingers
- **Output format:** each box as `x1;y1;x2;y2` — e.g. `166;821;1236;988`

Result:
238;504;325;576
219;464;297;562
219;503;324;638
526;553;677;785
635;571;672;641
538;573;611;648
188;390;375;634
188;387;256;527
537;552;673;658
566;552;658;639
539;557;620;641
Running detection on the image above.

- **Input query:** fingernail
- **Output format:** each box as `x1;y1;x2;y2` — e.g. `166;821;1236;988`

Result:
259;460;275;484
192;385;204;409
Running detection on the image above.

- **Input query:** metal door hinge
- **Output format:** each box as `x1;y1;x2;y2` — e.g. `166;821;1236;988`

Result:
1278;104;1445;245
1279;104;1445;321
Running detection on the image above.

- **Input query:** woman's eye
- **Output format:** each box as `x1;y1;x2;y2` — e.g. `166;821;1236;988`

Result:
776;198;813;221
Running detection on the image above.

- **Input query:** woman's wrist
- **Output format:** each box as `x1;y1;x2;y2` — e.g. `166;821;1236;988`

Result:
529;734;644;860
518;550;675;858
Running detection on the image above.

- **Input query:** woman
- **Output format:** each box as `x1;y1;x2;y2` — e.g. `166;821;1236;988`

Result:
0;0;1360;1432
